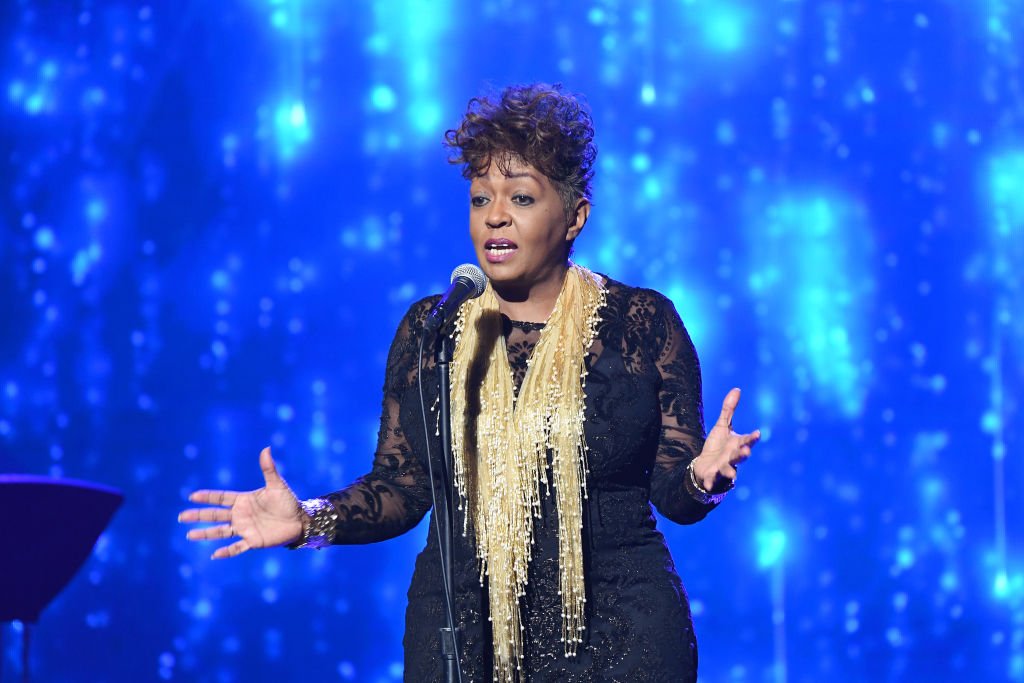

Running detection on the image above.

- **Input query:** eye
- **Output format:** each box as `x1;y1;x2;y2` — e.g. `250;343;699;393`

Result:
512;194;534;206
471;195;489;207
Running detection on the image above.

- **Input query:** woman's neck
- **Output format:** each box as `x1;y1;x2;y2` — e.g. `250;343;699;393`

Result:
491;265;568;323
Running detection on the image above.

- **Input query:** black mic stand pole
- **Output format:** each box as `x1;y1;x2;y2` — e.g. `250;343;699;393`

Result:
434;330;461;683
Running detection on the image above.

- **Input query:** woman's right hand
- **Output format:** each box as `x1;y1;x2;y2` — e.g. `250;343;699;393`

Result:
178;447;305;559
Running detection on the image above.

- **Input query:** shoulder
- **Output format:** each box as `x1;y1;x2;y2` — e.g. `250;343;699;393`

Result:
600;275;681;322
405;294;442;323
385;294;442;356
598;275;693;356
395;294;442;332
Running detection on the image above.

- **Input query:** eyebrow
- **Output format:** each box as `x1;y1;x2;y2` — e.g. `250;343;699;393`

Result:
470;171;542;188
503;171;540;181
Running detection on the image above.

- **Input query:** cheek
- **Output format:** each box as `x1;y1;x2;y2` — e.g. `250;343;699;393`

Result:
542;217;569;245
467;214;483;239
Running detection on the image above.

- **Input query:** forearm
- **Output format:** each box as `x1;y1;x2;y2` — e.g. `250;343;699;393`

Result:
291;474;432;548
650;462;719;525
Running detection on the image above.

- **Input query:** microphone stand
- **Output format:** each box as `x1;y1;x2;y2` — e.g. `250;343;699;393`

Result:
434;330;461;683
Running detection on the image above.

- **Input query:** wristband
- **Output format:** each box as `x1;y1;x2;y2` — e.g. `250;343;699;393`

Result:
685;461;732;505
289;497;338;549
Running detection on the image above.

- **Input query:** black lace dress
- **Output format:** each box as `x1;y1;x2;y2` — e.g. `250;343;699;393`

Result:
317;279;717;682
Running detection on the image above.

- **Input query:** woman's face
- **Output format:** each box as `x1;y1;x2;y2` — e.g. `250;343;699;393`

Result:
468;156;587;293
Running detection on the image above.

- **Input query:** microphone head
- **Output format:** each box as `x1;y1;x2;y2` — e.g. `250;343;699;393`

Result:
450;263;487;298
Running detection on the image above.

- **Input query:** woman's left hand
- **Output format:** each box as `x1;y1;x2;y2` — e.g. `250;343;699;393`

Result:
690;387;761;492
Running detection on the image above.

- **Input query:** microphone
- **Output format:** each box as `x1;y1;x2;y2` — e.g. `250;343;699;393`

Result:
423;264;487;335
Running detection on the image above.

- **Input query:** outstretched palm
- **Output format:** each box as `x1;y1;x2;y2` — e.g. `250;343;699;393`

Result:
178;447;304;559
691;388;761;491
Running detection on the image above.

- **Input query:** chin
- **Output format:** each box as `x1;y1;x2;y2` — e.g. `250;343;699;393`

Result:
475;256;508;280
479;264;523;286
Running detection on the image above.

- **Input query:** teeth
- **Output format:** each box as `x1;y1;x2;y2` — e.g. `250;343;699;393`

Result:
488;245;515;252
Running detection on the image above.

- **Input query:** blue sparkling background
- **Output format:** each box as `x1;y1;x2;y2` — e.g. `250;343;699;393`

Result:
1;1;1022;681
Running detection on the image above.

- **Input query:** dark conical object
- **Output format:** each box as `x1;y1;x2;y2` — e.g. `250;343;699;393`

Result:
0;474;123;681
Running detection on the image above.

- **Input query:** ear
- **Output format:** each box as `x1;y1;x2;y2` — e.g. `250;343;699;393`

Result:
565;198;591;243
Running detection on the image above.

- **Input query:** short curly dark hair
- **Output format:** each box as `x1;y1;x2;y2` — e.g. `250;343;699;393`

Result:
444;84;597;217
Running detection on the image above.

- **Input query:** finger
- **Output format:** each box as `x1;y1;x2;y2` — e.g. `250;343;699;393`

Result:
178;508;232;524
188;490;240;507
719;463;738;481
716;388;741;428
729;446;752;467
186;524;233;541
211;539;251;560
260;446;286;488
740;429;762;446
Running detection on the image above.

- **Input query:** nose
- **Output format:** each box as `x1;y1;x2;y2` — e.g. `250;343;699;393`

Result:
485;198;511;229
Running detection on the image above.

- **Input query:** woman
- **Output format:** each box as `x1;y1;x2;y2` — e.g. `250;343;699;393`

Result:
179;84;760;682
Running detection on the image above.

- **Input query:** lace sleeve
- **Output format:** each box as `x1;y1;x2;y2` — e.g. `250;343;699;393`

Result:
645;291;719;524
317;298;437;545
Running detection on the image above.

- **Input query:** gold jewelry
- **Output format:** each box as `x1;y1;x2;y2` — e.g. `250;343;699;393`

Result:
449;263;606;683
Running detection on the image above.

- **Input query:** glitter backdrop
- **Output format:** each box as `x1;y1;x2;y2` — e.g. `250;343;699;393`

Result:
1;1;1022;681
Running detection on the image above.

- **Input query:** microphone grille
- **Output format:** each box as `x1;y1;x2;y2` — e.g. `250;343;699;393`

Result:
450;263;487;298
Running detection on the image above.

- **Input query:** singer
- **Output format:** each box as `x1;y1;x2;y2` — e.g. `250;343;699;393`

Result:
179;84;760;682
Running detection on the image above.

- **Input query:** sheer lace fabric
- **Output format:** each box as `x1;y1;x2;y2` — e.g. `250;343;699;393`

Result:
318;279;713;682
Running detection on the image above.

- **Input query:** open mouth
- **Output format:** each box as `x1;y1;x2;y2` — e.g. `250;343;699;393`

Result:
485;238;518;253
484;238;518;262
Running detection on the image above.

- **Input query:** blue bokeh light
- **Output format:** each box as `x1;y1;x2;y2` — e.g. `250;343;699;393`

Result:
0;2;1021;682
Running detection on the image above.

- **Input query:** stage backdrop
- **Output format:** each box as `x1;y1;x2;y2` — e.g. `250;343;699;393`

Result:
1;1;1021;681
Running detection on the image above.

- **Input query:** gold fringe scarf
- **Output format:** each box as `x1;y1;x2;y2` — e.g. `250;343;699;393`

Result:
449;263;606;683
